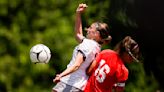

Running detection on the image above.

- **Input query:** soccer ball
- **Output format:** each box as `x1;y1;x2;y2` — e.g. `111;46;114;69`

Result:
30;44;51;64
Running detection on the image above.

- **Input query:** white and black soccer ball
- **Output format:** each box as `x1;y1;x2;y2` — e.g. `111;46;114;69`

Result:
30;44;51;64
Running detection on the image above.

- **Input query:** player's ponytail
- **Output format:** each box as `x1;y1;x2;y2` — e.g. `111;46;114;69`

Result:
95;22;112;44
114;36;140;62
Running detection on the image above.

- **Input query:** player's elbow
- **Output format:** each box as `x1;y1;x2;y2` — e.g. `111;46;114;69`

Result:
75;34;83;43
75;36;81;43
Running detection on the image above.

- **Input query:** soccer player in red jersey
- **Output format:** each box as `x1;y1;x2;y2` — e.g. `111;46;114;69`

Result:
84;36;140;92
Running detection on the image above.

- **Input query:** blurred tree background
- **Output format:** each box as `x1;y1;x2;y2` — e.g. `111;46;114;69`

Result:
0;0;164;92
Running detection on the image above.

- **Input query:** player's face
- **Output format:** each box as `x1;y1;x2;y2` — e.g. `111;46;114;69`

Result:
86;23;100;40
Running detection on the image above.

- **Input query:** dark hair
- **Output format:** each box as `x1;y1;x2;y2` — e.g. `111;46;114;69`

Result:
95;22;110;39
94;22;112;44
114;36;140;62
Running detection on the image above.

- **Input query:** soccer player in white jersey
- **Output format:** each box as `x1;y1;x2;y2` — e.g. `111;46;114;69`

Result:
52;3;112;92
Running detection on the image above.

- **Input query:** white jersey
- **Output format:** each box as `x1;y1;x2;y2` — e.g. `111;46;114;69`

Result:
60;39;101;90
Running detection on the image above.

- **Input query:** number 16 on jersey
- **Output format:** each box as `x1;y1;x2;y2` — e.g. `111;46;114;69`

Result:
94;60;110;83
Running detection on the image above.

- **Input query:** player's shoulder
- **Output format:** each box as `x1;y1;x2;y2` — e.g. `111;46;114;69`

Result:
100;49;120;63
83;38;97;44
82;38;100;48
82;38;92;42
100;49;117;56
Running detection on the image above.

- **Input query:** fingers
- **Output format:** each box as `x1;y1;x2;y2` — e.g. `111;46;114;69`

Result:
53;74;61;83
76;3;88;13
53;77;60;83
79;3;88;8
56;74;60;77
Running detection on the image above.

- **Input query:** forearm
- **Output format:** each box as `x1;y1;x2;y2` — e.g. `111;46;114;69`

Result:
59;52;84;78
75;12;83;43
59;64;79;78
52;66;79;83
74;3;87;43
114;89;124;92
113;86;124;92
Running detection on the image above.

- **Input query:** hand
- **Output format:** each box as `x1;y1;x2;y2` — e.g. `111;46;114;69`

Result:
76;3;88;13
53;74;61;83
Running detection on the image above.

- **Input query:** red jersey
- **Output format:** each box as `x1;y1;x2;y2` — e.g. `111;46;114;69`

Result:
84;50;128;92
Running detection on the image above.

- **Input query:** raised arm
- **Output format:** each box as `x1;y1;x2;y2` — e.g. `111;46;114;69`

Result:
75;3;88;43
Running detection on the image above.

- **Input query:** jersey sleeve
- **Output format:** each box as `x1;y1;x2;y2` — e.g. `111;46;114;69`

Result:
77;39;98;62
115;64;128;88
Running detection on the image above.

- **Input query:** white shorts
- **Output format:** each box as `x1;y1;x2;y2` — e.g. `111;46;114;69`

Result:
52;81;83;92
